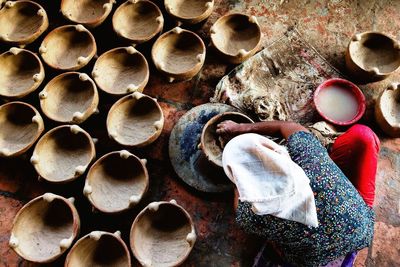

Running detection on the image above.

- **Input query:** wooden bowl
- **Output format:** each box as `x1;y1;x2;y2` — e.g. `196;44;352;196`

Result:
0;101;44;157
39;25;97;70
61;0;115;28
84;150;149;213
40;72;99;124
130;200;196;267
31;125;96;183
112;0;163;44
65;231;131;267
164;0;214;24
200;112;253;167
346;31;400;82
0;47;45;99
210;13;262;64
92;47;149;96
107;92;164;147
375;82;400;137
0;0;48;45
152;27;206;82
9;193;80;263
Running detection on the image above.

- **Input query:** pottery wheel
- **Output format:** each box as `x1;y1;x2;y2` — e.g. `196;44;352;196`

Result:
169;103;237;193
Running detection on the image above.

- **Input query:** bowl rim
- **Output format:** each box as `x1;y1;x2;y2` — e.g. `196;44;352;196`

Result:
31;124;96;183
0;47;45;99
10;193;80;263
40;24;97;71
85;150;149;213
40;71;99;123
112;0;164;43
313;78;366;126
61;0;115;27
0;101;44;157
348;31;400;76
92;46;150;95
164;0;214;20
129;200;196;267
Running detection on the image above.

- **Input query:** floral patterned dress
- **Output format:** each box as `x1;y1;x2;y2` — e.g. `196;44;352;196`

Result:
236;131;374;267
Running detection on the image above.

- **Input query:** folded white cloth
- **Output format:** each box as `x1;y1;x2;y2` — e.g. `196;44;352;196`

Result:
222;133;319;227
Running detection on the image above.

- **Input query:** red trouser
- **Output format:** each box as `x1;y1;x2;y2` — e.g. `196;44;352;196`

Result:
329;124;380;207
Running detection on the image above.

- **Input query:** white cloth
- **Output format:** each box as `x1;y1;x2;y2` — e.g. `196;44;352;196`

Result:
222;133;319;227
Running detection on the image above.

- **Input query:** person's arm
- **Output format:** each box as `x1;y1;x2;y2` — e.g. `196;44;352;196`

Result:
216;120;308;140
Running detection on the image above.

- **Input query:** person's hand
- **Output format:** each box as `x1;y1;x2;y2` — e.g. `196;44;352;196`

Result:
216;120;240;135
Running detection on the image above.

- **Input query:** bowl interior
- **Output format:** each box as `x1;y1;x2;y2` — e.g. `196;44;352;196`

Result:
42;73;96;122
212;14;261;55
202;112;253;167
131;203;192;266
113;0;161;40
67;234;129;267
153;31;204;74
12;197;74;262
88;152;148;212
166;0;210;18
34;126;93;182
0;50;41;97
94;49;148;94
0;1;45;41
108;96;162;146
0;103;40;155
380;88;400;126
62;0;109;23
42;26;95;69
349;33;400;74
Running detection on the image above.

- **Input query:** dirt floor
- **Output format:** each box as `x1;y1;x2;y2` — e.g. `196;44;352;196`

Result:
0;0;399;266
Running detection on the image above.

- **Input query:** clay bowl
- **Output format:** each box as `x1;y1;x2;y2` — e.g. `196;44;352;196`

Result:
9;193;80;263
164;0;214;24
0;47;45;99
130;200;196;267
152;27;206;82
210;13;262;64
40;72;99;124
375;82;400;137
92;47;149;96
61;0;115;28
112;0;163;44
84;150;149;213
0;0;48;45
65;231;131;267
107;92;164;147
40;25;97;70
200;112;254;167
31;125;96;183
346;31;400;82
0;102;44;157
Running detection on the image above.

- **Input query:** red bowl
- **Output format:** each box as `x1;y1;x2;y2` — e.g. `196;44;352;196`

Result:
313;78;366;126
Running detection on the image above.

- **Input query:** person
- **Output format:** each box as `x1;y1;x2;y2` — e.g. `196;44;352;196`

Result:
216;120;379;267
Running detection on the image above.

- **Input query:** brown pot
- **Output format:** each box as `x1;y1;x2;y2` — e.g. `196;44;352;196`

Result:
375;82;400;137
0;101;44;157
9;193;80;263
130;200;196;267
164;0;214;25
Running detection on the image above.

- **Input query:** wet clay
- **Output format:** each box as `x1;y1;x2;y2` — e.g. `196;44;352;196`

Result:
113;0;163;44
375;83;400;137
107;93;164;147
0;0;48;45
0;102;44;157
152;27;205;81
10;194;79;263
61;0;114;28
65;231;131;267
85;151;149;213
31;125;95;183
0;48;44;98
130;201;196;267
165;0;214;24
40;25;97;70
40;72;98;123
92;47;149;95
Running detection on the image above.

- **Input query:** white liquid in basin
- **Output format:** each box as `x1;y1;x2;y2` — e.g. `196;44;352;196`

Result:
316;86;359;122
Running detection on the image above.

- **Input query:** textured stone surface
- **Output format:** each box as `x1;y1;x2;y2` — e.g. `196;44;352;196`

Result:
0;0;399;266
